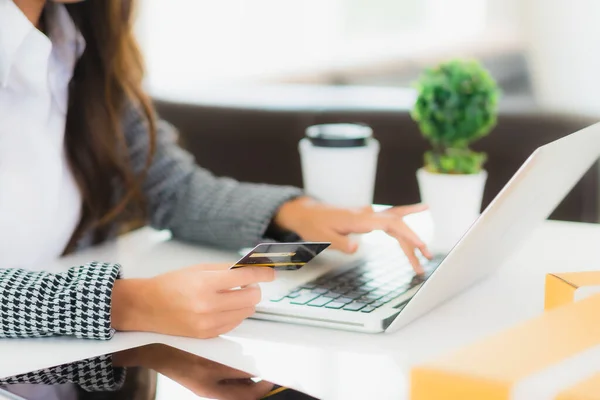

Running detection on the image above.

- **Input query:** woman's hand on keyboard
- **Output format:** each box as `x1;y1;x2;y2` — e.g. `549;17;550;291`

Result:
273;197;432;274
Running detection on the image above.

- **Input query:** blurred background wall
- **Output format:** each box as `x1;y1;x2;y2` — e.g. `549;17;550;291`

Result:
135;0;600;221
135;0;520;90
134;0;600;117
135;0;600;117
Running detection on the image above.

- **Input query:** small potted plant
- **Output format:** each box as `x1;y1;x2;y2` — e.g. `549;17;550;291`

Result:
411;59;501;254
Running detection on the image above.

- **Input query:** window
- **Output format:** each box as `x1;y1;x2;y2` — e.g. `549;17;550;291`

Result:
136;0;522;95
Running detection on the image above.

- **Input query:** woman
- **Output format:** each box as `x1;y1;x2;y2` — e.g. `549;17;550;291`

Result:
0;0;430;341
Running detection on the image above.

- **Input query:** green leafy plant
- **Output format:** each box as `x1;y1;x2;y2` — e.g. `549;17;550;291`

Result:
411;59;501;174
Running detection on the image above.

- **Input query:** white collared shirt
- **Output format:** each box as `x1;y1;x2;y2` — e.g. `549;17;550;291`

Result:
0;1;83;270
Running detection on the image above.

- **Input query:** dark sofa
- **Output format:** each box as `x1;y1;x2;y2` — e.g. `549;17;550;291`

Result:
153;85;599;223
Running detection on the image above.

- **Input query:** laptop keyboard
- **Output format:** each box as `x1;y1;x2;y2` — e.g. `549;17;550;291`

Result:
270;254;445;313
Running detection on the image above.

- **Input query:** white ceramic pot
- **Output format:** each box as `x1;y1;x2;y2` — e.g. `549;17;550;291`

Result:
416;168;487;255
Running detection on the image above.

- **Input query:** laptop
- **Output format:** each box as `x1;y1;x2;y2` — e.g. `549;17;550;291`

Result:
254;122;600;333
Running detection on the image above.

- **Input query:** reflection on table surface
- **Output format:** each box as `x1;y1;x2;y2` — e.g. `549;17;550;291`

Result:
0;344;318;400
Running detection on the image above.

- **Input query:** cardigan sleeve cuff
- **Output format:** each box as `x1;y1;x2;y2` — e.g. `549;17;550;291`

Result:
0;262;122;340
69;261;122;340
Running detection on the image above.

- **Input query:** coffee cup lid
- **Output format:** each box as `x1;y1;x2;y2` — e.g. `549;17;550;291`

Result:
305;123;372;147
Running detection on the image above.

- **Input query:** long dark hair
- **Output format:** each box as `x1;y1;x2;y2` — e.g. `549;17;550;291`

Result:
62;0;156;252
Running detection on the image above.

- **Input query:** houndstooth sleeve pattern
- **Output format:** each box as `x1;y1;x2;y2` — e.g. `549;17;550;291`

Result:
0;262;121;339
0;354;126;392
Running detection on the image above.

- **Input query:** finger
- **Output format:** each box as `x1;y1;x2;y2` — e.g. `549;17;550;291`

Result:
397;238;424;275
216;374;255;384
322;230;359;254
210;267;275;291
212;313;255;337
196;307;256;337
213;321;246;337
192;263;234;272
358;204;374;214
342;213;391;234
215;284;263;311
210;364;255;381
386;203;429;217
340;211;433;261
419;243;433;260
210;380;275;400
248;380;277;399
386;220;428;253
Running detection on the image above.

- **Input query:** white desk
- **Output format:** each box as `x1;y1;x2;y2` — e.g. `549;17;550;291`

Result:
2;215;600;400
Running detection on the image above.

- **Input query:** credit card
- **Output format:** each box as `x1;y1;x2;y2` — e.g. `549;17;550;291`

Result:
231;242;330;271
